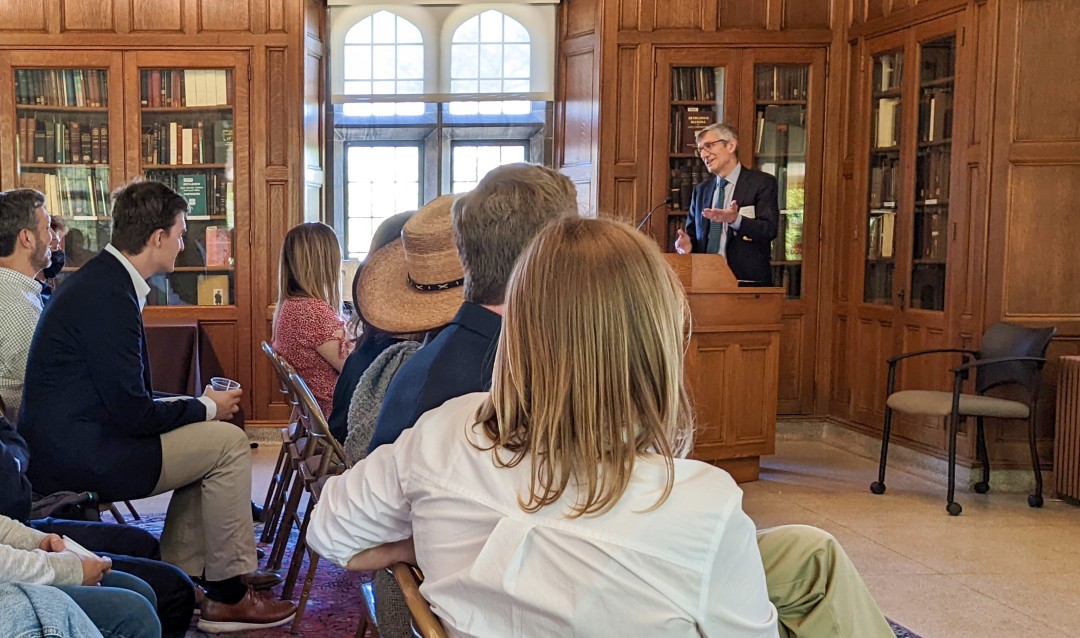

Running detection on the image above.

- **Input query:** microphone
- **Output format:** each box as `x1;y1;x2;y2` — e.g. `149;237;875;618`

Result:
637;198;673;231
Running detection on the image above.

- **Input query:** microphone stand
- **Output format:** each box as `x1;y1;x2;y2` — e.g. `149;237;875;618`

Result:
637;198;673;232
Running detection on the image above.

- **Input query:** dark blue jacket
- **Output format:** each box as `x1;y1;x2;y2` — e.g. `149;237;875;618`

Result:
0;416;32;521
19;250;206;501
368;302;501;452
685;165;779;285
327;335;403;443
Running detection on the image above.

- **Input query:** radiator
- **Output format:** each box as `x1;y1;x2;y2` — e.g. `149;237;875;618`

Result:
1055;356;1080;500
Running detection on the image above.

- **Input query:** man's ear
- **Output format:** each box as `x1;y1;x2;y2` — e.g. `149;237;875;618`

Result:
149;227;166;248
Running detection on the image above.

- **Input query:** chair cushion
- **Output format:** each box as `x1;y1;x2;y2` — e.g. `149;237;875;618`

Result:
887;390;1030;419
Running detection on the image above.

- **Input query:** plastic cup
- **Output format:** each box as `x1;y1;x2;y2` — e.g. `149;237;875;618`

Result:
210;376;241;391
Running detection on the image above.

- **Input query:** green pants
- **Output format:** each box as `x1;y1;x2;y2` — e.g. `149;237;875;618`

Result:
758;525;894;638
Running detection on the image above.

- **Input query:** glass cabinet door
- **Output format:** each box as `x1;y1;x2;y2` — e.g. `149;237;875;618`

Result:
138;68;236;307
667;65;728;247
910;36;955;311
753;64;809;299
864;50;903;305
13;67;113;271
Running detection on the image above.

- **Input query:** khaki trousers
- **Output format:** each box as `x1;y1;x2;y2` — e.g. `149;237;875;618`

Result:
758;525;894;638
152;420;258;581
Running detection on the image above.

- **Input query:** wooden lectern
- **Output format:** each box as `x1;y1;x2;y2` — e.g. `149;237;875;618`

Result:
664;254;782;482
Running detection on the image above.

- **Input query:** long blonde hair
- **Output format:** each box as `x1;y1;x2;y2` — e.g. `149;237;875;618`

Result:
475;217;694;518
273;222;342;328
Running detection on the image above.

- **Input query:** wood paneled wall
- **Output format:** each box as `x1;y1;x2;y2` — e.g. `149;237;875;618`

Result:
560;0;1080;473
0;0;325;428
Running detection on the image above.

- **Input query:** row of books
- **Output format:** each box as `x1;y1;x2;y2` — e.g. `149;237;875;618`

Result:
668;161;708;211
915;146;951;202
145;171;235;221
140;120;233;166
670;106;716;154
672;67;720;102
755;66;809;101
17;117;110;165
868;156;901;209
918;87;953;142
141;69;232;108
875;54;903;93
14;69;109;108
867;210;896;260
19;167;110;219
874;97;901;148
913;210;948;261
755;107;807;156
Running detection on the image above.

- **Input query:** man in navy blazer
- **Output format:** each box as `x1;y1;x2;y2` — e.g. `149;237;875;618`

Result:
368;164;579;453
675;123;779;286
19;181;295;633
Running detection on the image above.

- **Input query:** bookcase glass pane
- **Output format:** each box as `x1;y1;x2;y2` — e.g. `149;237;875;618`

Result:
910;35;955;312
865;50;902;305
753;64;809;298
13;68;113;272
667;66;726;250
139;68;236;308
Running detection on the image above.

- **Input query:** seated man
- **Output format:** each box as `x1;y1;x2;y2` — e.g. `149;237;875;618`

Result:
1;412;195;638
0;188;54;424
19;180;295;633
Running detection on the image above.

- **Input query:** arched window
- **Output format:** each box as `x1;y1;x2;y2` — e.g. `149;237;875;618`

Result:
450;10;531;115
343;11;424;117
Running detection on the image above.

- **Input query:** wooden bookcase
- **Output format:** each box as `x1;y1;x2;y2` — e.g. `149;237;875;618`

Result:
651;47;825;415
0;0;327;430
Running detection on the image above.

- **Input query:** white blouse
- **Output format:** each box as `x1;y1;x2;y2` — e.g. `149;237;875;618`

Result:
308;392;778;638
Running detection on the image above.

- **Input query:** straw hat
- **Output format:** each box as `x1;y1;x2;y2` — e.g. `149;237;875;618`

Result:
356;195;464;334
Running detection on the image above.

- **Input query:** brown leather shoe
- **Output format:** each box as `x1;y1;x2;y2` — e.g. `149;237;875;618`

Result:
196;588;296;633
241;569;283;590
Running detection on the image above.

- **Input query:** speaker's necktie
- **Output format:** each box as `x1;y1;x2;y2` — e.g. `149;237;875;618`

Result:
705;176;729;254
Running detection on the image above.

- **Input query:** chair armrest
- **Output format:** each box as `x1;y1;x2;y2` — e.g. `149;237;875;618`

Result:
951;356;1047;374
888;348;977;365
391;563;447;638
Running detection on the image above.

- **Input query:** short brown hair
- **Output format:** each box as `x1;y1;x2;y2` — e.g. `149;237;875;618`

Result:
451;163;577;305
0;189;46;258
110;180;188;255
474;217;694;517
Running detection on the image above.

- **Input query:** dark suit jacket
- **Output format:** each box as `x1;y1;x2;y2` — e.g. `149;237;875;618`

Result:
0;416;32;521
367;302;502;453
685;165;779;285
19;250;206;501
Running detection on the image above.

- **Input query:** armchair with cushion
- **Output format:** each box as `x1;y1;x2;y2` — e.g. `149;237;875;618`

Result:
869;322;1056;515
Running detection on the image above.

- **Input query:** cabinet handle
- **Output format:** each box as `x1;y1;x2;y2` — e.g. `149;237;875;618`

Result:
897;289;906;310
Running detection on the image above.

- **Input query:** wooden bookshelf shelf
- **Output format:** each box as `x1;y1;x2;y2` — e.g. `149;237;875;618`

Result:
913;259;947;265
66;215;111;221
20;163;109;169
671;100;718;106
172;266;235;272
186;215;229;221
16;105;109;112
141;106;232;113
872;88;902;98
916;200;950;207
756;99;808;106
871;145;901;153
142;163;228;170
920;76;955;88
917;139;952;148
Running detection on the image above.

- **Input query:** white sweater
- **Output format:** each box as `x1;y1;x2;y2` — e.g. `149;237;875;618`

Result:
0;515;83;586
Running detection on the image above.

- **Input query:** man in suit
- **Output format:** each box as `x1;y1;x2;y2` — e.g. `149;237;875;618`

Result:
675;122;779;286
19;181;295;633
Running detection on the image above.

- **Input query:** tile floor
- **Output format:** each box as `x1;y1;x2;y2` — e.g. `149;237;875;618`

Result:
132;438;1080;638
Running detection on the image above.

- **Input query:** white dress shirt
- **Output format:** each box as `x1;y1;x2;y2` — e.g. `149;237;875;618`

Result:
308;392;778;638
0;267;45;423
104;244;216;420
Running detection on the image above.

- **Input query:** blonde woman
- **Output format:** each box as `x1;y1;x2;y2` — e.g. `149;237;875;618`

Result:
272;222;353;416
308;217;779;637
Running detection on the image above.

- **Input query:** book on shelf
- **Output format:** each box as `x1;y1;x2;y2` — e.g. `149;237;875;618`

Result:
880;211;895;258
177;174;207;216
213;121;233;167
875;98;900;148
15;69;108;107
197;274;230;306
142;69;230;108
204;226;232;267
673;106;715;154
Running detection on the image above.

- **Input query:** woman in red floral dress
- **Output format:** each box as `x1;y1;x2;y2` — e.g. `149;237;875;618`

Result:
271;222;354;416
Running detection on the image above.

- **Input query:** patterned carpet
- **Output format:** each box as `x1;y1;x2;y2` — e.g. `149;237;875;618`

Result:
131;514;921;637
